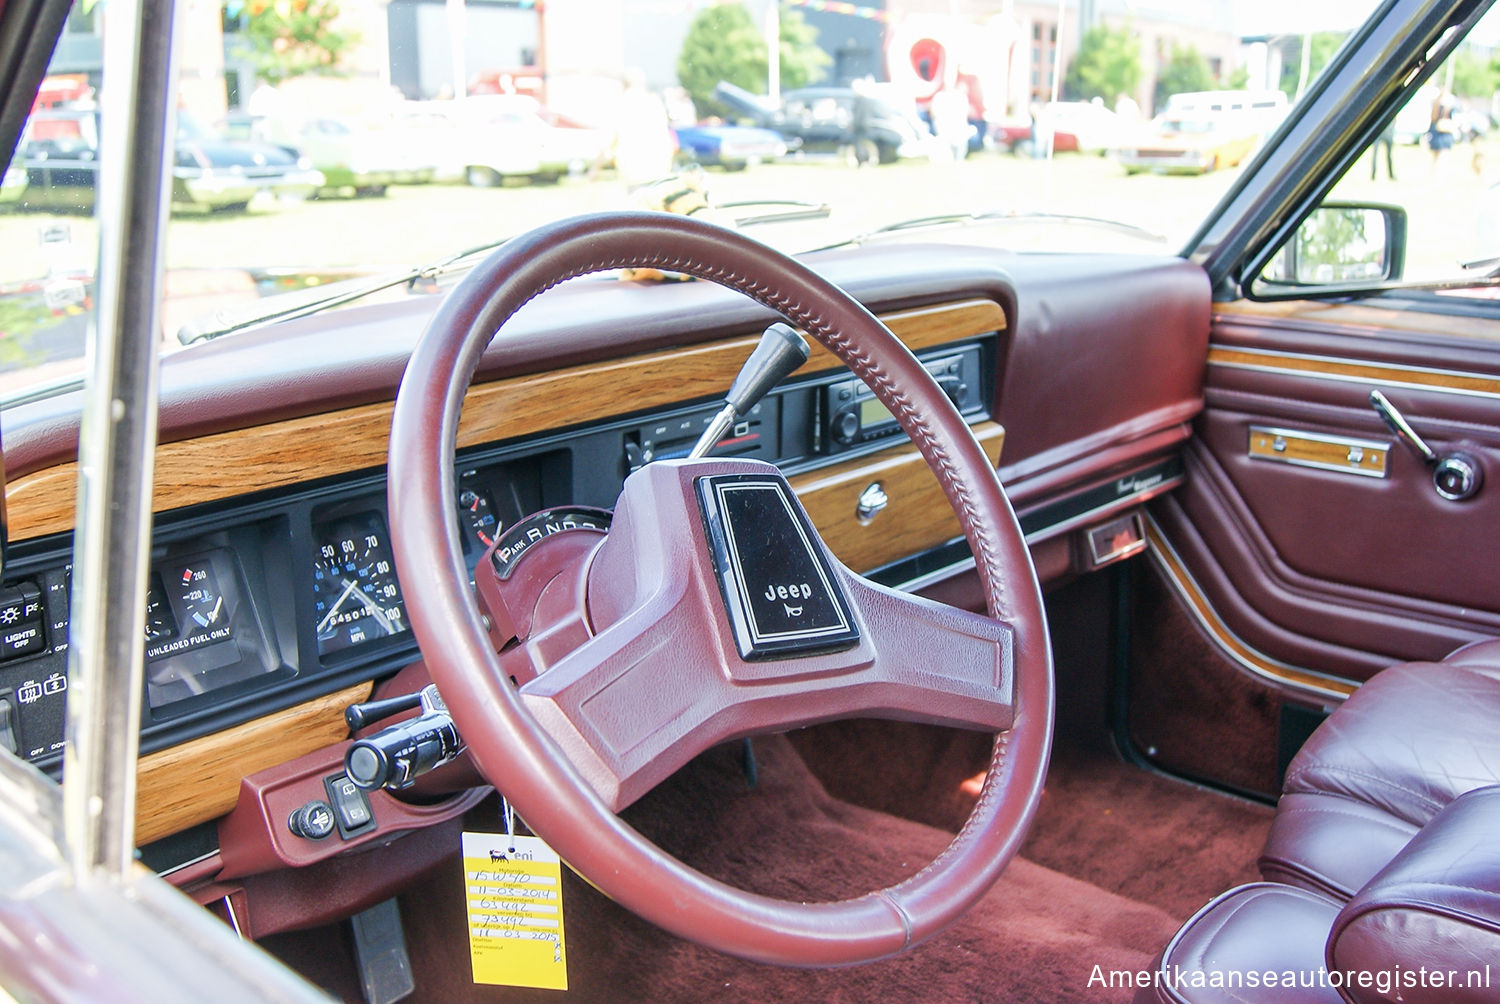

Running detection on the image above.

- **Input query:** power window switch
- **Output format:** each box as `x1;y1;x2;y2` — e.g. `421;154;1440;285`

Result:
327;773;374;835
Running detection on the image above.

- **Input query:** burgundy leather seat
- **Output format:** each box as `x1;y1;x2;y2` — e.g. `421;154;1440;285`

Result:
1136;786;1500;1004
1259;638;1500;899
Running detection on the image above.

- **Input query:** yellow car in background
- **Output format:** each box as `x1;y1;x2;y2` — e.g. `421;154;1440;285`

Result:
1113;114;1261;174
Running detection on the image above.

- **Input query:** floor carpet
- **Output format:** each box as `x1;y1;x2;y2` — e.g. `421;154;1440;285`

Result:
265;729;1272;1003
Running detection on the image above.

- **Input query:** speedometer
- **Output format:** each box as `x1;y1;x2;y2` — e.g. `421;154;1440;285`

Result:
311;511;409;657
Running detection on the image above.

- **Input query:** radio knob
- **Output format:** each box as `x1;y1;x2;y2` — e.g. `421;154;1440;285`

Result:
833;410;860;444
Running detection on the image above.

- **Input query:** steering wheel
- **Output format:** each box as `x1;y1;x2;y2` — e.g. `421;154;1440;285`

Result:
387;211;1053;967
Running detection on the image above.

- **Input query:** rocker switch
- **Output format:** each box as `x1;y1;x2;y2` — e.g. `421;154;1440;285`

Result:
328;773;374;833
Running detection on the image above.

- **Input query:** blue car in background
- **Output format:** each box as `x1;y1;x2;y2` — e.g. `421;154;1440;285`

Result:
672;123;789;171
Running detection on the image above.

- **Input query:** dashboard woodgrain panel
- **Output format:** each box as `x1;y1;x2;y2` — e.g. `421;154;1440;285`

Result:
791;422;1004;573
135;681;371;845
131;422;1005;844
5;299;1004;542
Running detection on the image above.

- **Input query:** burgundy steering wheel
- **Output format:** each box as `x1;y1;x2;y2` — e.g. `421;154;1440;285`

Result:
388;211;1053;967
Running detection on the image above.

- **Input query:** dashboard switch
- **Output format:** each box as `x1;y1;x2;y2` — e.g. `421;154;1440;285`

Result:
0;698;17;754
328;773;374;832
0;583;41;629
0;623;46;661
288;800;336;840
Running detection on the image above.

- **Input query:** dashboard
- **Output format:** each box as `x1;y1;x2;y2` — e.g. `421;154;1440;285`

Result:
0;326;993;779
0;248;1209;901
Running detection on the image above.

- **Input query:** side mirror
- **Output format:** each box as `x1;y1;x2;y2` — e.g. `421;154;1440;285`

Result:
1252;202;1407;296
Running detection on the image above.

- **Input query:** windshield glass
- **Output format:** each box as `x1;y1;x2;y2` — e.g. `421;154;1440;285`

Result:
0;0;1390;401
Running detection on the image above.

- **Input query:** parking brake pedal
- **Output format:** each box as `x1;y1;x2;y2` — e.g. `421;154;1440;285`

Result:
350;897;415;1004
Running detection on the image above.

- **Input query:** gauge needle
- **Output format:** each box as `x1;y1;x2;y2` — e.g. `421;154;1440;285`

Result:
317;577;363;633
318;577;395;635
349;582;396;633
193;595;224;628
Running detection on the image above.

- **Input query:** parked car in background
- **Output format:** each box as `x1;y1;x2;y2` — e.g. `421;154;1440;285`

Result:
0;164;22;206
222;114;436;198
417;95;608;186
1111;91;1283;175
993;101;1128;156
671;122;788;170
714;81;933;165
1113;113;1261;174
16;109;322;212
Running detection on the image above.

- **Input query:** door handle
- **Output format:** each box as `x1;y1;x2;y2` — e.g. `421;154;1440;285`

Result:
1369;390;1482;501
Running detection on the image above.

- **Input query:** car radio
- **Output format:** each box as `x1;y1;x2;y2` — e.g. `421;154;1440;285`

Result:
821;345;984;453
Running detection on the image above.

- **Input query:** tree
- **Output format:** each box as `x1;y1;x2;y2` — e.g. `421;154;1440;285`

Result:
1154;44;1214;112
232;0;354;86
676;3;829;119
1277;32;1346;100
1450;49;1499;100
775;6;831;94
1063;23;1141;106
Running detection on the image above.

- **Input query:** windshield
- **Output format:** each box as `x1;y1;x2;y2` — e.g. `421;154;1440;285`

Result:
0;0;1393;401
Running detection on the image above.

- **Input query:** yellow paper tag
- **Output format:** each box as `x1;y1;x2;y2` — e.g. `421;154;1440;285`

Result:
462;831;568;990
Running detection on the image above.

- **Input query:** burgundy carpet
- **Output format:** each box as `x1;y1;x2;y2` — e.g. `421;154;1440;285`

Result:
265;729;1270;1002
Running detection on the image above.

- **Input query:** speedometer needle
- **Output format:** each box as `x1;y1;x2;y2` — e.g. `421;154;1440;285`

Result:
317;577;363;634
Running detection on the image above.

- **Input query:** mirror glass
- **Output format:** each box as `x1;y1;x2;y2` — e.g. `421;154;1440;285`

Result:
1262;206;1389;285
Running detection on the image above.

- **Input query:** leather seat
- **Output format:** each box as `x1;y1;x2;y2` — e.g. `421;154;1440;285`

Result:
1259;638;1500;899
1137;786;1500;1004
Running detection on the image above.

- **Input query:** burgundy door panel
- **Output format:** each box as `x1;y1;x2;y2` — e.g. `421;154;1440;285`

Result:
1165;302;1500;687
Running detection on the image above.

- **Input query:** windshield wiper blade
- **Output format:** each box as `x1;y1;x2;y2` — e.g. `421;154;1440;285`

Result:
810;210;1167;253
176;235;515;345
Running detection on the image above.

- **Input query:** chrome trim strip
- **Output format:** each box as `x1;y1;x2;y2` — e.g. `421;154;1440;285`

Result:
1143;513;1354;703
1247;425;1389;478
64;0;180;881
888;475;1184;593
892;549;975;594
1021;474;1185;546
1210;348;1500;402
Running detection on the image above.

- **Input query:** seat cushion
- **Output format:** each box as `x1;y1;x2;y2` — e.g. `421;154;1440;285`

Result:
1262;649;1500;897
1133;884;1344;1004
1329;785;1500;1004
1259;792;1418;901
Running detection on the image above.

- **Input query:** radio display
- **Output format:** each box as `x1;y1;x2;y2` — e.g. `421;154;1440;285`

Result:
859;395;894;428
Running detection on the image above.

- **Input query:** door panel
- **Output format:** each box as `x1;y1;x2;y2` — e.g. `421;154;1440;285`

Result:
1161;299;1500;689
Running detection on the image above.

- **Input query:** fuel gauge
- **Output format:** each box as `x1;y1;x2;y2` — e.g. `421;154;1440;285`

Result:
143;573;178;644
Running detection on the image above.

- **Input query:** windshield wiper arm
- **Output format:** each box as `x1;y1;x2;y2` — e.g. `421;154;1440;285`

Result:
176;235;516;345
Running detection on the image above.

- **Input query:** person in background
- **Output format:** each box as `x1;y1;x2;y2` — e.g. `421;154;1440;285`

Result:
1371;121;1396;180
1428;89;1458;172
930;84;970;163
849;77;875;168
612;70;675;189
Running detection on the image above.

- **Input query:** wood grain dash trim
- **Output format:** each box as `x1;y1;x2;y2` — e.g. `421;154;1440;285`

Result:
7;299;1005;542
791;422;1004;573
1208;346;1500;398
135;681;371;846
